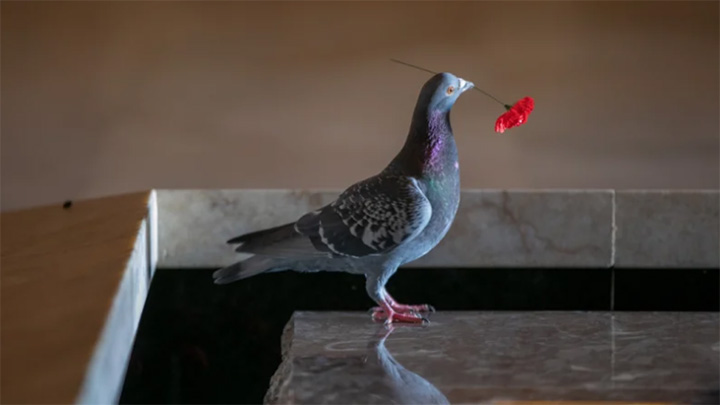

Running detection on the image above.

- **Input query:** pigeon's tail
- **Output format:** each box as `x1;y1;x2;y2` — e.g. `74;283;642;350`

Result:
226;222;322;257
213;255;287;284
227;223;297;254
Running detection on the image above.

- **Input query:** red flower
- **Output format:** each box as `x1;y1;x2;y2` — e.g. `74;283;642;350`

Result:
494;97;534;133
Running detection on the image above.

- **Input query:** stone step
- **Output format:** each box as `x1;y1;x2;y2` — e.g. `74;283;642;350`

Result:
267;311;719;404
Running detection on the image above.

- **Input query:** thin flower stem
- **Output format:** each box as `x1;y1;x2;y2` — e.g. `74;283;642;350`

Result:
390;58;510;109
471;88;511;110
389;58;438;76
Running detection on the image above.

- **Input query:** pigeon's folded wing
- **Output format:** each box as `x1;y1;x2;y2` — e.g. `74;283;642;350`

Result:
295;175;432;258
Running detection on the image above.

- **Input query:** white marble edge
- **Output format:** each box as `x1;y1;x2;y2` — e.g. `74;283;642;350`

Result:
153;188;718;269
75;191;158;404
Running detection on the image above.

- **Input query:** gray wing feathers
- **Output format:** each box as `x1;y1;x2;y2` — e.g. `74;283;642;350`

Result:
295;176;432;258
224;175;431;260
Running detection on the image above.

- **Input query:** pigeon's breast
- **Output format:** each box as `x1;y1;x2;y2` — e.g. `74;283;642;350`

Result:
398;163;461;264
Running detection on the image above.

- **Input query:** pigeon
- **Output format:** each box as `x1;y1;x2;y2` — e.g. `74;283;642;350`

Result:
213;72;474;324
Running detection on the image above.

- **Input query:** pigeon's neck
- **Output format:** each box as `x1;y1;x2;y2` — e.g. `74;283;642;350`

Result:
389;108;458;177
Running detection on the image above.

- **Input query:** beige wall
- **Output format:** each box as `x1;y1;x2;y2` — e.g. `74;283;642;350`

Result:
2;1;718;211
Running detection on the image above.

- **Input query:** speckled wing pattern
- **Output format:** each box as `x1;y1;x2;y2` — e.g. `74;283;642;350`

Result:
295;175;432;258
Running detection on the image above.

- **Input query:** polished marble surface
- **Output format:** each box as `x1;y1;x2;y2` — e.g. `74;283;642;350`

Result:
267;311;719;404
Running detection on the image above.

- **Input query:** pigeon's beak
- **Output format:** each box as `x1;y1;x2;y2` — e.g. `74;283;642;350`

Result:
458;78;474;93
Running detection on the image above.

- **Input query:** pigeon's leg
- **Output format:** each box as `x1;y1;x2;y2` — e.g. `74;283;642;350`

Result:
383;289;435;313
366;274;426;324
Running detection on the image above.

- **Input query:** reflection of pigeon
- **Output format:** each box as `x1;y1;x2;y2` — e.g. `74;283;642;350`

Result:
214;73;474;323
370;326;450;404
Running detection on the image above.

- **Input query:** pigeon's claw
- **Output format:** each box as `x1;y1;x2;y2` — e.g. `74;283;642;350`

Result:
391;303;435;313
371;303;434;315
370;305;427;324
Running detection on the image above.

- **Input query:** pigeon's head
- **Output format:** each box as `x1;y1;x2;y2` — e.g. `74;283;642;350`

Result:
418;72;474;113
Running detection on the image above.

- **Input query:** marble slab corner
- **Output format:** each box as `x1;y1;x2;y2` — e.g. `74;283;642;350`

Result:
614;190;720;268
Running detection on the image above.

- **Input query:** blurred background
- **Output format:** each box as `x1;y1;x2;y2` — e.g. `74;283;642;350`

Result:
2;1;718;212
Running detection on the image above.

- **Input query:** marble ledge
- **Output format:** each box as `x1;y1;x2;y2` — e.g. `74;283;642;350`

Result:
615;190;720;268
267;311;720;405
0;191;158;405
155;189;718;269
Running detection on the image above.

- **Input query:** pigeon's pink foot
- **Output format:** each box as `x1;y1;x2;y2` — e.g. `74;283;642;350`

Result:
390;302;435;313
383;291;435;313
370;304;427;324
371;304;434;314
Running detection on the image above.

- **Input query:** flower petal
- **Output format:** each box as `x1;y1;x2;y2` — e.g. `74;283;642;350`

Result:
494;96;534;133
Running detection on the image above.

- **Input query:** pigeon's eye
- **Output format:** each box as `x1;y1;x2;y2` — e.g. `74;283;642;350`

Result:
446;86;455;95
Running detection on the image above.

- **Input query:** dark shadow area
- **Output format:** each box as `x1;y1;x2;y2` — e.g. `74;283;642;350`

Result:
119;267;718;404
613;268;719;311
